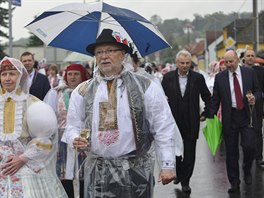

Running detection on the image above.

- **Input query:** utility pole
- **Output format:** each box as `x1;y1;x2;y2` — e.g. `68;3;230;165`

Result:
253;0;259;52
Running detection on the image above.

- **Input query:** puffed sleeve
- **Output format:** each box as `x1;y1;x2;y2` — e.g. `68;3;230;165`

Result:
43;88;58;112
20;101;58;172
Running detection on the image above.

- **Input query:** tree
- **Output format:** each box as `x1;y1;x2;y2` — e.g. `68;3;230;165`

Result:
27;32;44;46
0;0;9;58
150;14;162;26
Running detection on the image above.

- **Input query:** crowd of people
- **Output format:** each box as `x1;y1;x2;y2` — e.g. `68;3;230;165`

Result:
0;27;264;198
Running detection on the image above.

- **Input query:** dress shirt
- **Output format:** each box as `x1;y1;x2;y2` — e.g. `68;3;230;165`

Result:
229;66;243;108
28;69;35;86
178;71;188;97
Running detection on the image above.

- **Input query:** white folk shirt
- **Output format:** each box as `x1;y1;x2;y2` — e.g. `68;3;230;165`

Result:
64;78;183;178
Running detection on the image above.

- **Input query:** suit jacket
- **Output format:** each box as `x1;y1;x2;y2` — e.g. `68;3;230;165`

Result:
210;66;261;134
30;71;51;100
252;65;264;117
162;69;211;139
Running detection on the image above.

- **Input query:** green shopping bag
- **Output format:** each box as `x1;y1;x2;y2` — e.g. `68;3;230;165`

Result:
203;115;222;156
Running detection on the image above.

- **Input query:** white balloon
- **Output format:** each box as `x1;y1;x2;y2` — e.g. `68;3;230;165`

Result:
26;101;57;137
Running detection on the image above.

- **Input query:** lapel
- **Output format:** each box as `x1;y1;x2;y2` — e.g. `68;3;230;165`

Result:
174;70;182;98
240;66;248;97
187;70;193;97
223;70;232;103
30;69;38;88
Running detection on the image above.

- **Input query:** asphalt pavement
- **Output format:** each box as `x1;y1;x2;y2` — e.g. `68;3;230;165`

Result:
154;122;264;198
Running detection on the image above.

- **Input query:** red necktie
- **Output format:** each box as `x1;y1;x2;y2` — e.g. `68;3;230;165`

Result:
233;72;244;110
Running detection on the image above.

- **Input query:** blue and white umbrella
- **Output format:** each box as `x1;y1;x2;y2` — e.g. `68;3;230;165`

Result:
25;1;170;57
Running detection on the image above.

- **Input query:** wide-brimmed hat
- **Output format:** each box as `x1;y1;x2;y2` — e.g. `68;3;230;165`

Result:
86;29;130;55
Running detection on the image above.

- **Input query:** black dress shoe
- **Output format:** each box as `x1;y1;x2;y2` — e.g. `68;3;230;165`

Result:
228;185;240;193
256;160;264;167
182;185;191;194
244;174;252;185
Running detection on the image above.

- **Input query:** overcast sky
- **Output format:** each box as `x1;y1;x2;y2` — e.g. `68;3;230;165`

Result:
2;0;263;42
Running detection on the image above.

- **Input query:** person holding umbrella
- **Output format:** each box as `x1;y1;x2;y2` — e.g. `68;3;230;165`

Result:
64;28;182;198
209;50;261;193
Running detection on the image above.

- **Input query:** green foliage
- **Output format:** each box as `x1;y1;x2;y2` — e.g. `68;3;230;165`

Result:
27;32;44;46
153;11;251;64
0;0;8;58
150;14;162;26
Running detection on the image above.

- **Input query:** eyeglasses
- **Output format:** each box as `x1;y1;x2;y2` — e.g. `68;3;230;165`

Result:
224;60;235;64
94;49;123;57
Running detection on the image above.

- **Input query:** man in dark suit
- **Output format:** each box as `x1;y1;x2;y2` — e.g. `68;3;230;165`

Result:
162;50;211;194
20;52;50;100
210;50;261;193
244;49;264;168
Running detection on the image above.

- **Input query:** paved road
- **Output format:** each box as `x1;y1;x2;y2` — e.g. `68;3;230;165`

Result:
154;123;264;198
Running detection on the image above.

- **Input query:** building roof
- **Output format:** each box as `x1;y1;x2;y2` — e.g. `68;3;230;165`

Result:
224;11;264;43
206;31;223;47
186;40;205;55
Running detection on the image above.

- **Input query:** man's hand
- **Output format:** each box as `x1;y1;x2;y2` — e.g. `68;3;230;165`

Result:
247;94;255;105
73;137;89;151
200;115;206;122
1;155;25;176
158;169;176;185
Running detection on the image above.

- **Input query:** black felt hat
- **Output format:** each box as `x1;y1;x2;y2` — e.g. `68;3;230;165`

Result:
86;29;130;55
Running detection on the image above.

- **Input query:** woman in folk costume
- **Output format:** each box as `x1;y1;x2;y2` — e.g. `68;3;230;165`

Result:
0;57;67;198
64;29;183;198
44;64;87;198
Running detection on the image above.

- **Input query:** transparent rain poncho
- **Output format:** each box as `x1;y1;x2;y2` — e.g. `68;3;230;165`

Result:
65;53;179;198
0;56;30;97
87;55;154;197
0;57;67;197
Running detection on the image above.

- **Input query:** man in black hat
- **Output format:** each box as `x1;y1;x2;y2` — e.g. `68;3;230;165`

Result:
64;28;183;198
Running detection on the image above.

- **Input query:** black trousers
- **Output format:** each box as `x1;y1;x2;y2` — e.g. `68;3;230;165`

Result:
176;138;197;186
61;179;84;198
224;108;256;186
255;116;263;161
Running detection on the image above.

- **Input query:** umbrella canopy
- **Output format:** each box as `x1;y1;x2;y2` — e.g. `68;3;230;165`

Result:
25;2;170;57
63;51;94;63
203;115;222;156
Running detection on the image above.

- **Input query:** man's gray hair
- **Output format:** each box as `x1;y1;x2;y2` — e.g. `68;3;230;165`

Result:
175;50;192;60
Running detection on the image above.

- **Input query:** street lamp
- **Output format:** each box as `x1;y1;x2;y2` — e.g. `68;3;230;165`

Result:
183;23;194;47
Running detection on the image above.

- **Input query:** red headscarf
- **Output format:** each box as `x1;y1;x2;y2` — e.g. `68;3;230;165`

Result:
0;59;17;73
64;64;87;84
